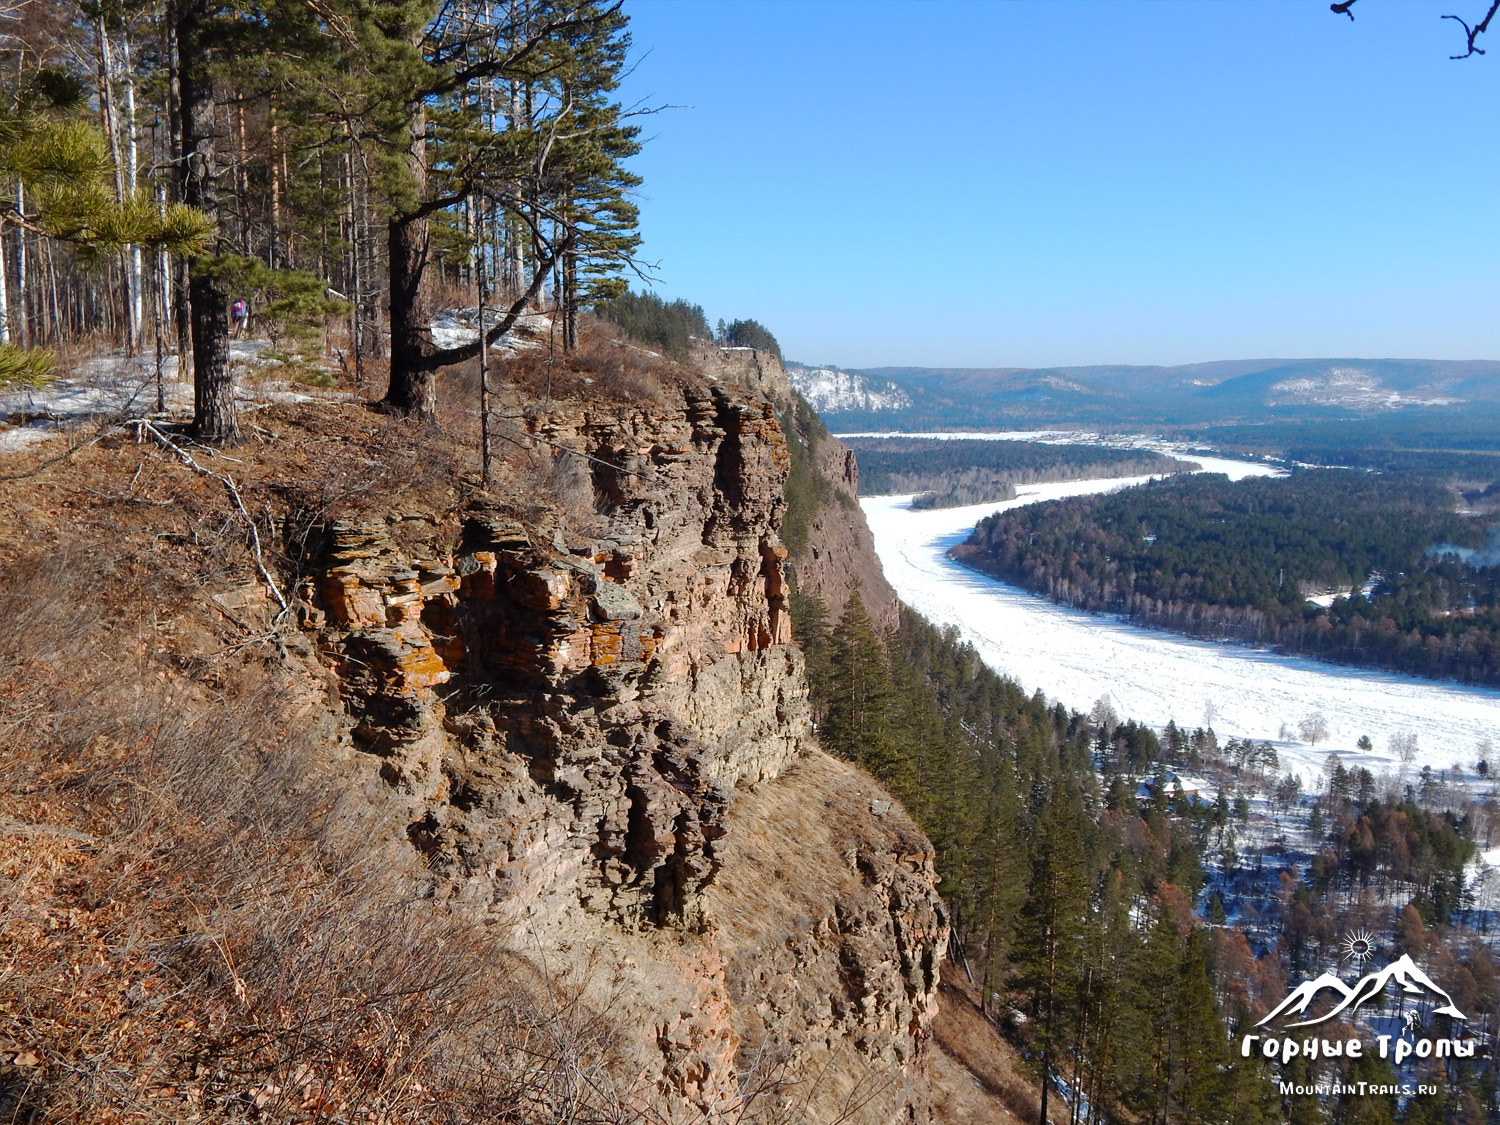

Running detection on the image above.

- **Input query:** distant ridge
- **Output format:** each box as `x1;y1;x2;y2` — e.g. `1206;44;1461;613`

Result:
810;357;1500;429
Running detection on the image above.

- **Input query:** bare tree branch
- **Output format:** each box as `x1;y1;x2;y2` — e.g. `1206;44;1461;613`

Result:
1335;0;1498;56
420;233;575;371
1443;0;1500;56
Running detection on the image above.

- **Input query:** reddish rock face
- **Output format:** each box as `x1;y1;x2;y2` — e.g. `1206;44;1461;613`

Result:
308;383;808;929
691;338;900;634
302;376;947;1123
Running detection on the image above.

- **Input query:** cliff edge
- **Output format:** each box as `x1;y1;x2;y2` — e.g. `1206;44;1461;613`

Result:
0;346;943;1123
692;340;899;633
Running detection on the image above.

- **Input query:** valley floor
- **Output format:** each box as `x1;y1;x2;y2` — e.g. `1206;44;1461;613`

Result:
860;456;1500;781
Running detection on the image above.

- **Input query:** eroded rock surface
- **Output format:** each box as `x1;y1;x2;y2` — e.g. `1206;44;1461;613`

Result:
298;380;948;1121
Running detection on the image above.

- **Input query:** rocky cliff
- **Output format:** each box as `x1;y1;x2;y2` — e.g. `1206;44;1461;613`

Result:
692;341;899;633
296;374;945;1119
0;333;955;1123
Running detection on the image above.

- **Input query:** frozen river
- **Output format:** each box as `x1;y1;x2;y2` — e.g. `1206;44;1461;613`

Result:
857;443;1500;786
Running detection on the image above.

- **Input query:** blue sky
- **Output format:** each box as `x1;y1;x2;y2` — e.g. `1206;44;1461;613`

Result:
614;0;1499;369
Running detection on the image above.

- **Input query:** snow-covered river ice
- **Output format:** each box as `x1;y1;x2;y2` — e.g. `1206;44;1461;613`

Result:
855;436;1500;789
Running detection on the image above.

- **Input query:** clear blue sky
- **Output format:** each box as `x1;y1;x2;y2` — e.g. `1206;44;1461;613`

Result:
614;0;1499;369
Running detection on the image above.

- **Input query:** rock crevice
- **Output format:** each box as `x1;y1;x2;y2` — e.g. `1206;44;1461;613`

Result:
298;378;947;1121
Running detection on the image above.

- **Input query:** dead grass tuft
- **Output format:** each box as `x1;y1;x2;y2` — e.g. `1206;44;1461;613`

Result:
0;499;637;1122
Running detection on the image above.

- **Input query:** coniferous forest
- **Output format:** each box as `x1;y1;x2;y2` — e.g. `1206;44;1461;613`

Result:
848;436;1195;510
776;404;1500;1122
8;3;1500;1122
0;0;645;438
956;469;1500;685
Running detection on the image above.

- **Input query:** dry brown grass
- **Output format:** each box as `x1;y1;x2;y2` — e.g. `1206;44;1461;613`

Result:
928;969;1056;1125
0;541;648;1123
482;316;699;409
0;393;667;1123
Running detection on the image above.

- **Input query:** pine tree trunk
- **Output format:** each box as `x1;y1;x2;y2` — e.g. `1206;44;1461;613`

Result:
268;103;281;268
358;157;382;359
96;18;140;353
382;100;437;419
1038;1045;1050;1125
15;182;26;346
344;146;362;382
563;247;577;352
175;0;238;444
122;33;143;350
166;14;193;378
0;223;10;345
190;268;234;434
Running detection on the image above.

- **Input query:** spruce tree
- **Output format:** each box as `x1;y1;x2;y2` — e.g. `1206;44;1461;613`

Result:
821;592;907;787
1014;782;1087;1125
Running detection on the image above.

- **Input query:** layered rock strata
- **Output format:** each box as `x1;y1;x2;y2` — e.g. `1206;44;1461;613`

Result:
298;379;946;1121
694;341;900;632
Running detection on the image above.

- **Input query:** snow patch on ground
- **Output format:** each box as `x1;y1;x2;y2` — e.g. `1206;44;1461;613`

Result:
0;339;338;452
0;426;56;452
1305;579;1380;609
429;309;551;352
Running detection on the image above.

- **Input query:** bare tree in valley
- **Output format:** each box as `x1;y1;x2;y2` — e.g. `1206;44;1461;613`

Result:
1298;712;1329;747
1390;729;1419;765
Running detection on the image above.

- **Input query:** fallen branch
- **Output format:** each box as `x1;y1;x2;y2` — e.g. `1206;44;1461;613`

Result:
0;818;99;845
131;420;290;616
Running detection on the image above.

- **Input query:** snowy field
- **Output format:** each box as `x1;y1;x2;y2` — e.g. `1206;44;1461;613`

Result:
861;448;1500;787
0;340;329;452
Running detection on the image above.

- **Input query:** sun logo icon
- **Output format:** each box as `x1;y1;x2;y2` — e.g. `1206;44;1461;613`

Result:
1340;928;1377;964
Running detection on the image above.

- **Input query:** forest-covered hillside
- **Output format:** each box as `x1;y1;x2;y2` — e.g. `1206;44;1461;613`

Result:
846;437;1195;509
955;470;1500;684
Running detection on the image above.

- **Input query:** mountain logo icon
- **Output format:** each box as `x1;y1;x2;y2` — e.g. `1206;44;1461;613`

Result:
1256;954;1468;1029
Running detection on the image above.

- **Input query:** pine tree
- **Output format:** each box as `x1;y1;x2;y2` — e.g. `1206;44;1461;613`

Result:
312;0;645;417
1120;901;1185;1125
1014;782;1087;1125
172;0;237;441
821;592;908;787
1330;1051;1399;1125
1174;929;1228;1125
1281;1054;1329;1125
0;61;207;386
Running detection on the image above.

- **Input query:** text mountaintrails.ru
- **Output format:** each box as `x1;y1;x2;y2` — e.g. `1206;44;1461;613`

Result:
1279;1082;1438;1097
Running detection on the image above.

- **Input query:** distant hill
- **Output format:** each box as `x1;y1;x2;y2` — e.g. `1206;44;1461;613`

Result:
786;362;910;414
812;357;1500;431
